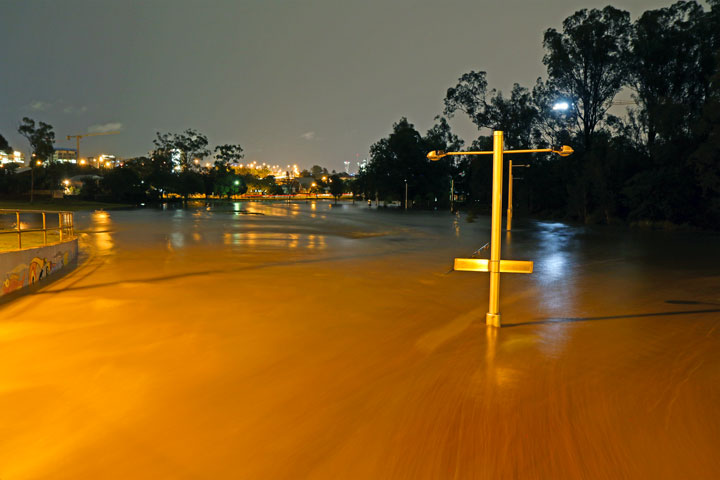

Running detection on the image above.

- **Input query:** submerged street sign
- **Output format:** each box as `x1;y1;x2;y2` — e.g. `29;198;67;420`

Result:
454;258;533;274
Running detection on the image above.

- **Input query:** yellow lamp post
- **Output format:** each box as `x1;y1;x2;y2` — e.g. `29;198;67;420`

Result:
428;131;573;327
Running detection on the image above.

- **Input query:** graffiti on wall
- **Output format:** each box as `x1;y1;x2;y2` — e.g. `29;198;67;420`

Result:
2;250;73;296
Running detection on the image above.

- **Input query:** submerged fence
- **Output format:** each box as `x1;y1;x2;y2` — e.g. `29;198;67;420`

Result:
0;210;75;251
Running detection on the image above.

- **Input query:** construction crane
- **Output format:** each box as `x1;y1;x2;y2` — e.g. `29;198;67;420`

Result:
66;131;120;165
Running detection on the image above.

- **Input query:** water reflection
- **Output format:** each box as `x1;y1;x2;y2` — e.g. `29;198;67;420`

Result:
222;232;326;250
536;323;570;358
541;252;568;281
169;232;185;250
531;222;578;314
89;210;114;254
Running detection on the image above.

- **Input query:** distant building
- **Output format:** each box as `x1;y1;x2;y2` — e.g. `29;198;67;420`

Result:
52;148;78;163
0;151;25;165
87;154;119;168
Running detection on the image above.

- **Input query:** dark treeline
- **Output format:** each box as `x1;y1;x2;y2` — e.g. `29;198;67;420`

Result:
1;121;353;203
2;125;309;203
356;1;720;228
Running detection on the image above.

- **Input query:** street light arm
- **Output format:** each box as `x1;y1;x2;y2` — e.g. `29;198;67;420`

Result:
427;145;573;161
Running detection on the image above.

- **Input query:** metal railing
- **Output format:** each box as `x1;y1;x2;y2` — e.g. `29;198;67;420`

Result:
0;210;75;251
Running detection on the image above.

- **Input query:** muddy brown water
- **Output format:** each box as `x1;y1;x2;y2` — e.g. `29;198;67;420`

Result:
1;201;718;479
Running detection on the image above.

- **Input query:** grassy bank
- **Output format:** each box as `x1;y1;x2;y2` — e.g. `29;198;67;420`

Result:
0;199;132;211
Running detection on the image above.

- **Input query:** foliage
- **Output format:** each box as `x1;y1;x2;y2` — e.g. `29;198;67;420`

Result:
0;133;11;154
630;1;712;149
214;144;244;167
329;174;344;202
543;6;632;150
153;129;210;171
17;117;55;161
371;0;719;228
444;72;539;149
357;117;459;209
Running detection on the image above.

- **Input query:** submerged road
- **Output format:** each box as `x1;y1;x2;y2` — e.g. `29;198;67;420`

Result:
1;202;719;479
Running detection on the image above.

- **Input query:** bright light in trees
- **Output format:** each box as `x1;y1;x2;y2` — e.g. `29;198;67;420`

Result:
552;101;570;111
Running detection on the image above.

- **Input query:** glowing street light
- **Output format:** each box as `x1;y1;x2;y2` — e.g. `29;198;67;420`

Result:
428;131;573;327
552;101;570;111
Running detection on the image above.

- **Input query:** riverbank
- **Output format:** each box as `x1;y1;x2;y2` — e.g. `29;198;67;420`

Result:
0;199;131;211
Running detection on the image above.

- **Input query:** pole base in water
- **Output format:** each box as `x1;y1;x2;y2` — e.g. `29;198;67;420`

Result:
486;313;501;328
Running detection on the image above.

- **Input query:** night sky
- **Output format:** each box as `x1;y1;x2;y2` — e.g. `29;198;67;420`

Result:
2;0;671;171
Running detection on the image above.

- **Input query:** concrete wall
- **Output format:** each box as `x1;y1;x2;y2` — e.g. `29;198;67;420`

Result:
0;238;78;297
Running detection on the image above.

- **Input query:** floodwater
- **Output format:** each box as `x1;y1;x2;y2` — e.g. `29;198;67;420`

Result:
1;201;719;479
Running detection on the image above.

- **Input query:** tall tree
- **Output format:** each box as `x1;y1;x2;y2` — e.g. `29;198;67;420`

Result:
18;117;55;161
630;1;711;149
444;72;539;149
531;77;574;147
443;71;490;130
213;144;244;168
153;129;210;171
0;133;11;154
329;174;344;203
18;118;55;202
543;6;632;150
310;165;328;178
688;48;720;227
423;116;464;153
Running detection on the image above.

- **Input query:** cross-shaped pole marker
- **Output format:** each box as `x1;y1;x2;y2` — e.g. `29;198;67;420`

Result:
428;131;573;327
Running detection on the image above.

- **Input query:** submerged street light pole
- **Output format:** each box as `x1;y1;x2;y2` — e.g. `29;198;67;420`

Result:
404;179;408;211
507;160;529;232
428;131;573;327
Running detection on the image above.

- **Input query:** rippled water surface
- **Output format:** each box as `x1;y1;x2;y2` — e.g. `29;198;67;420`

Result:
1;201;719;479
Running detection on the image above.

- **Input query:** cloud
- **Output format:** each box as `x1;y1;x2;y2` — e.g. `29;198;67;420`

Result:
63;105;88;114
29;100;52;111
299;131;316;141
88;122;123;133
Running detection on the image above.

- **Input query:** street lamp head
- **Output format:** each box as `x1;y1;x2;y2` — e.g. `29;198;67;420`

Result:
427;150;446;161
552;145;574;157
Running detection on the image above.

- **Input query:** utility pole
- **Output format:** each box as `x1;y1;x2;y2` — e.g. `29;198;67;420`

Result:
404;179;408;211
450;178;454;212
30;154;36;203
507;160;530;231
